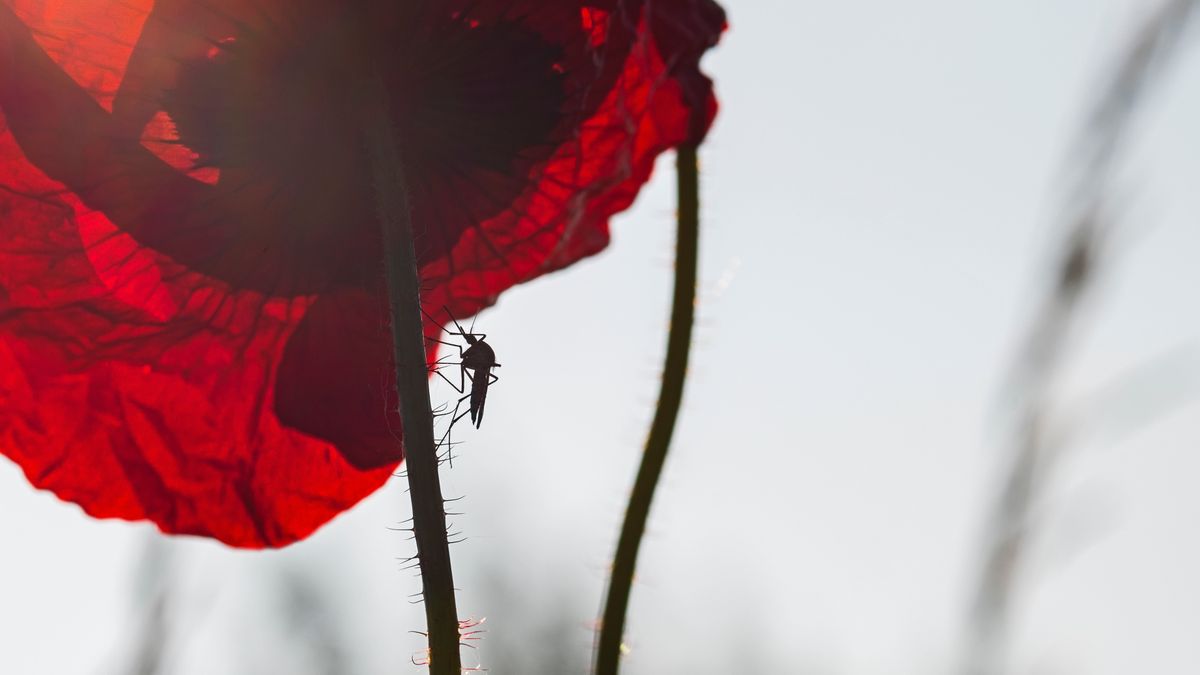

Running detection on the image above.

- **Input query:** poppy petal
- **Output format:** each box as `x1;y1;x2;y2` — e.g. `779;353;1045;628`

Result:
0;0;724;547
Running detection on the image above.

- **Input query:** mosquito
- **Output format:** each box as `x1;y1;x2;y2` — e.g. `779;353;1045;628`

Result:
424;306;501;451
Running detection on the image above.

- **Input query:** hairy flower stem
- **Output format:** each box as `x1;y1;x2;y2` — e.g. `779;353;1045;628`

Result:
359;75;462;675
595;145;700;675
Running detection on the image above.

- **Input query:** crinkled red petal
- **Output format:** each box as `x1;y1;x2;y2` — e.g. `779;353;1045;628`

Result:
0;0;723;547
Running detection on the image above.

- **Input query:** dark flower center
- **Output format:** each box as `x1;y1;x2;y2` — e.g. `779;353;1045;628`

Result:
154;7;568;295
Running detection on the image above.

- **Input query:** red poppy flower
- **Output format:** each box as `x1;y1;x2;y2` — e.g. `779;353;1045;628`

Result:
0;0;724;547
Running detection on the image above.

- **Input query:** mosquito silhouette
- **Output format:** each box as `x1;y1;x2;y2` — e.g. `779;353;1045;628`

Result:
424;307;500;452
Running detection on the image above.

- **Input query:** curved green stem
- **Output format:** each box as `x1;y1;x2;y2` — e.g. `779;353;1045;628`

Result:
360;75;462;674
595;145;700;675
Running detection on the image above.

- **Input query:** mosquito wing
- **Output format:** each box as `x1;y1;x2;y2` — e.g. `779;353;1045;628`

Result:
469;368;489;428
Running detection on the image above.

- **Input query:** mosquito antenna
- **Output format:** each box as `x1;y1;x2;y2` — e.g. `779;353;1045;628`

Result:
468;312;478;336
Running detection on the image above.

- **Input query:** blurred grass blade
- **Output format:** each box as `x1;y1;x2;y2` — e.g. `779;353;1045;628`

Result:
963;2;1198;673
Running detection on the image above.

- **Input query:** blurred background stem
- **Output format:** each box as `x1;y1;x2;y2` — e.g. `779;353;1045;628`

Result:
595;145;700;675
124;536;172;675
963;3;1197;673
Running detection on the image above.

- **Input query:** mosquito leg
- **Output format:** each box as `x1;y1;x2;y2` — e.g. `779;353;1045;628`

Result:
444;407;472;435
427;352;464;391
437;422;456;467
434;395;465;465
425;306;488;347
425;337;465;357
446;307;473;341
436;436;466;467
435;394;473;464
430;364;465;393
422;306;461;340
